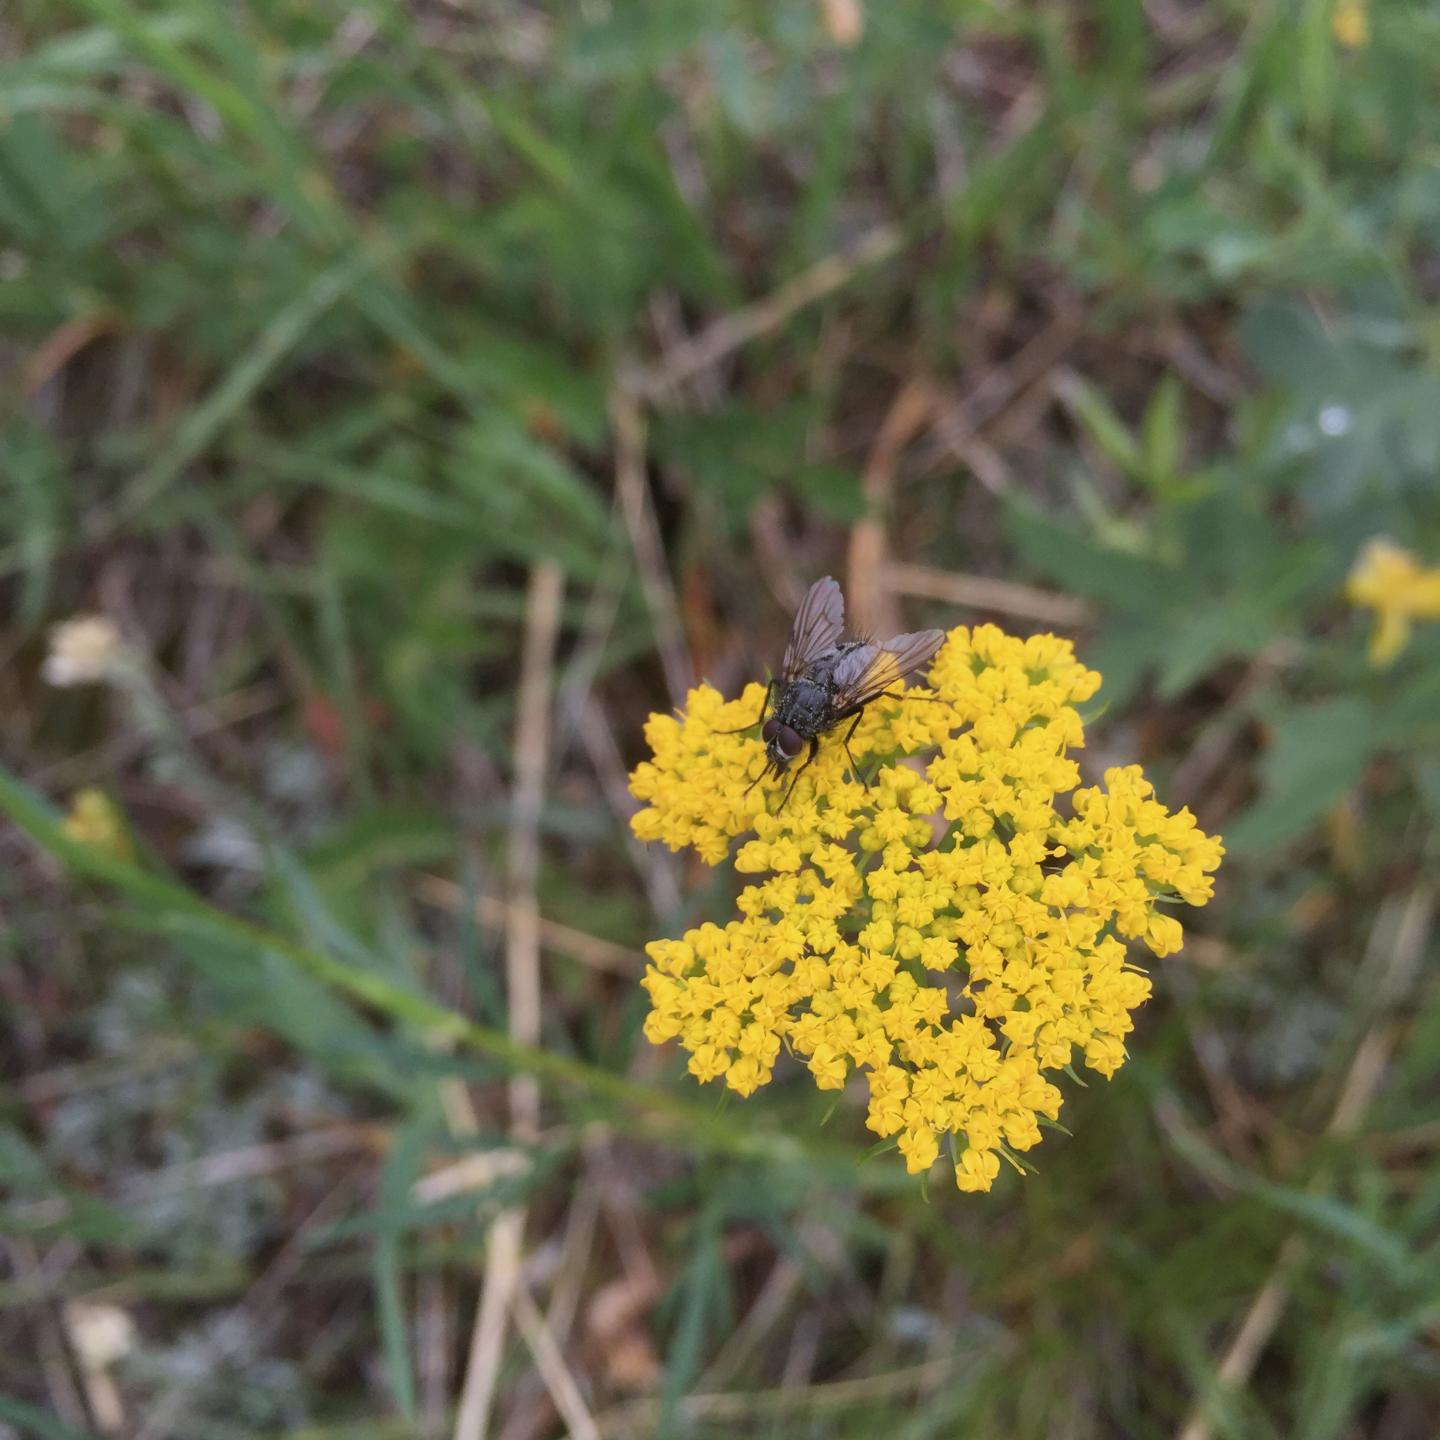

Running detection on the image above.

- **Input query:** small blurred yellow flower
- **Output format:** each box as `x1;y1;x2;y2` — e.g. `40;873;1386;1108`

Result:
1332;0;1369;48
1345;537;1440;666
43;615;123;687
630;625;1223;1194
63;789;134;862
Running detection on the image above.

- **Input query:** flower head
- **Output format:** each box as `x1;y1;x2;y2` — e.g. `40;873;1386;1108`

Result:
62;789;134;862
1332;0;1369;48
1345;538;1440;667
630;625;1223;1193
43;615;124;687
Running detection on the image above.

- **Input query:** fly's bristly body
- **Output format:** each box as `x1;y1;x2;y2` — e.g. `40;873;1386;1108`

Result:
740;577;945;809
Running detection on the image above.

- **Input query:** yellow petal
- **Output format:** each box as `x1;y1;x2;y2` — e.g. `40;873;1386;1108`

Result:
1369;609;1411;667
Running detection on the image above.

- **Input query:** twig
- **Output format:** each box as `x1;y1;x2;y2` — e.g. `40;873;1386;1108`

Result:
1173;878;1436;1440
411;1150;531;1206
21;313;117;400
513;1285;601;1440
597;1352;976;1435
11;1124;384;1228
609;390;693;707
935;430;1014;495
437;1143;600;1440
543;1181;601;1345
846;379;935;638
415;874;644;977
505;560;564;1141
453;560;564;1440
418;1271;452;1435
920;304;1085;474
883;561;1093;628
5;1241;89;1431
454;1208;526;1440
780;1312;821;1391
119;1125;382;1201
697;1208;851;1392
626;222;903;400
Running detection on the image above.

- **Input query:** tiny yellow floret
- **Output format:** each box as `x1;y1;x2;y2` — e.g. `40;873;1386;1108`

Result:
629;625;1223;1193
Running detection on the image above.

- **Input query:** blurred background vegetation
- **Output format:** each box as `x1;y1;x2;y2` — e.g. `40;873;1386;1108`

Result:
3;1;1440;1436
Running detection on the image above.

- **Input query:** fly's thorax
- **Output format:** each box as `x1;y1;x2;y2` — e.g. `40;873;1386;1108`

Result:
804;641;864;687
773;677;831;737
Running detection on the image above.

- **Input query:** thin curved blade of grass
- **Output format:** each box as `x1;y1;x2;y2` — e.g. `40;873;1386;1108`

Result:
0;762;820;1168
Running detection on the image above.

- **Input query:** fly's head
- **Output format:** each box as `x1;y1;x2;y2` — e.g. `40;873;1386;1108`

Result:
762;715;806;771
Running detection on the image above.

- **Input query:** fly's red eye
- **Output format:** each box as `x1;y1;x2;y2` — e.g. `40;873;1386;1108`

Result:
776;725;804;759
762;717;780;742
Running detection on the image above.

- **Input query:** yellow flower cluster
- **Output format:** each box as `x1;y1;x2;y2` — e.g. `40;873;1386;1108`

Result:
630;626;1223;1193
1346;537;1440;667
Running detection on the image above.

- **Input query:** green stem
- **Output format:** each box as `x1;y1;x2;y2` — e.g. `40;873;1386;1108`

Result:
0;765;814;1165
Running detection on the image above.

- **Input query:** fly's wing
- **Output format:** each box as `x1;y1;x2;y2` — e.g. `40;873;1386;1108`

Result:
830;629;945;711
781;576;845;678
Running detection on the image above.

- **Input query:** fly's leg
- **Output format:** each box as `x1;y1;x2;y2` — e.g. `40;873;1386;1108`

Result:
777;737;820;813
743;757;773;797
716;678;774;735
871;687;944;706
839;710;870;790
857;688;944;708
829;687;943;791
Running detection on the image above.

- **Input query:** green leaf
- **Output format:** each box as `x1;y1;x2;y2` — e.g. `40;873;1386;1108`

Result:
1141;375;1184;491
1165;1113;1417;1284
113;250;373;526
302;810;458;893
373;1117;429;1419
1004;501;1167;611
1055;371;1141;478
658;1206;724;1439
1415;758;1440;828
1225;697;1380;854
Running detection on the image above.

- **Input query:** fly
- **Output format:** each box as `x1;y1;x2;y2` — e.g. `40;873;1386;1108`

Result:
731;576;945;810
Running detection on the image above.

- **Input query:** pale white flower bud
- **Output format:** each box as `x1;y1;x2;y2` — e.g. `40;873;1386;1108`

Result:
42;615;123;687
